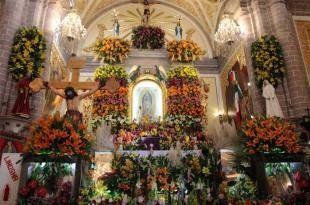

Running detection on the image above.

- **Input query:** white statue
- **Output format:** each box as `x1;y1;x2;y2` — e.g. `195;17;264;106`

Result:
113;19;120;37
263;80;284;118
175;20;183;40
141;91;153;119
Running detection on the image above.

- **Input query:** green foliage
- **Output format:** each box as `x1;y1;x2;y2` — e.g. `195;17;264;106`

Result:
228;174;257;201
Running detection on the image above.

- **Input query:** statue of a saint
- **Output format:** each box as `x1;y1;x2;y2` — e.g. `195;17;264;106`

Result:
175;20;183;40
113;19;120;37
263;80;284;118
141;91;153;119
12;76;31;118
142;0;151;25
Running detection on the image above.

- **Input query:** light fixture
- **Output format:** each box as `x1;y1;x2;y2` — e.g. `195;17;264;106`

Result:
214;14;241;45
60;11;86;42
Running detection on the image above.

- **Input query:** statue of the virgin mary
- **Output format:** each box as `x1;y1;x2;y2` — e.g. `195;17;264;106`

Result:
141;91;153;119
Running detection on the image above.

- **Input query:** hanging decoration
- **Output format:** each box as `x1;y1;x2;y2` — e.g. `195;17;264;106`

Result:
8;27;47;81
251;34;286;88
214;14;241;44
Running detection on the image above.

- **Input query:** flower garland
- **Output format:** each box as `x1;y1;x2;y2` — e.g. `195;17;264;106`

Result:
166;65;205;136
8;26;47;81
24;112;93;161
132;26;165;49
92;65;128;129
91;38;130;64
251;34;286;88
241;116;301;154
166;40;205;63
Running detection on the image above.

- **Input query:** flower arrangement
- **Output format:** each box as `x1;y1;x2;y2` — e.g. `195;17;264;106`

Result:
92;65;128;129
132;26;165;49
18;162;74;205
251;34;286;88
8;26;47;81
241;117;301;155
91;37;130;64
166;65;205;135
98;146;220;204
166;40;205;63
227;174;257;202
24;112;93;161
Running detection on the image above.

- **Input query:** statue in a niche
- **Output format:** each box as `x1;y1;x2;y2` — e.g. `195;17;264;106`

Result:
141;91;153;119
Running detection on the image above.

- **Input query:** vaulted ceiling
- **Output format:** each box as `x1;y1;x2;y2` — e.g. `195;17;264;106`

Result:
60;0;240;57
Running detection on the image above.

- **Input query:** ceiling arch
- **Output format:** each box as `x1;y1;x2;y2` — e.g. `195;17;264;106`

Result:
60;0;238;58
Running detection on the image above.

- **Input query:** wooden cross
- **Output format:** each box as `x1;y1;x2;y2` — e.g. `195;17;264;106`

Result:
50;56;95;90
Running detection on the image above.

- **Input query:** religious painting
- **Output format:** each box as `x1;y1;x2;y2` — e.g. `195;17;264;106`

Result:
225;61;253;129
131;79;164;121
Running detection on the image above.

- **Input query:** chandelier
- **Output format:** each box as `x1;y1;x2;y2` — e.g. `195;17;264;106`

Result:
214;14;241;45
60;11;86;42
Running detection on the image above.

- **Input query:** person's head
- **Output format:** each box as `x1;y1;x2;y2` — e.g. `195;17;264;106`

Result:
263;80;269;86
64;86;78;99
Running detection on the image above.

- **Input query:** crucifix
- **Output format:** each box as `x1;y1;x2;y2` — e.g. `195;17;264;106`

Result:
30;55;119;122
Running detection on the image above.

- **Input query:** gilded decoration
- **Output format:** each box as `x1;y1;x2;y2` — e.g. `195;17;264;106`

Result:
43;44;67;114
219;46;246;113
294;20;310;83
128;74;167;121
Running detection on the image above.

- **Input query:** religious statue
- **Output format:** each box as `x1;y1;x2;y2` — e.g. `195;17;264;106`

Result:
175;18;183;40
44;81;102;122
141;91;153;119
142;0;151;25
11;76;31;118
263;80;284;118
113;18;120;37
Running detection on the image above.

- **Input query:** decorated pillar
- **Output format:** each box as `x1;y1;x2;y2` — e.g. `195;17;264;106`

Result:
0;0;27;115
270;0;310;117
238;5;264;115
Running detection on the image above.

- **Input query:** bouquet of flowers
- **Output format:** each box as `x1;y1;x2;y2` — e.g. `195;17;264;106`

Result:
251;34;286;88
167;40;205;63
91;37;130;64
8;26;47;80
92;65;128;129
132;26;165;49
24;112;93;161
241;116;301;154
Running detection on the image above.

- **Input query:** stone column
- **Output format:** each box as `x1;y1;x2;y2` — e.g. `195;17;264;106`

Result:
31;0;62;119
270;0;310;117
238;6;265;115
0;0;27;115
251;0;273;35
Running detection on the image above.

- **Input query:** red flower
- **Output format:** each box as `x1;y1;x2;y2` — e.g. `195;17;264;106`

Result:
27;179;38;189
19;186;30;196
36;186;47;198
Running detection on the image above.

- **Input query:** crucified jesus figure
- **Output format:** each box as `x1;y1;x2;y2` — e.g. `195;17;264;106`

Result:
44;78;119;122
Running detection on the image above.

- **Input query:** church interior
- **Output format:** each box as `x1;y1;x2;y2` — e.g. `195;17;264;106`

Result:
0;0;309;204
